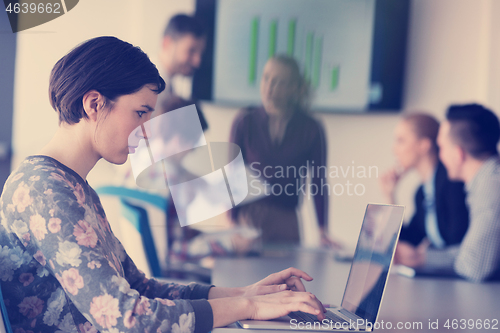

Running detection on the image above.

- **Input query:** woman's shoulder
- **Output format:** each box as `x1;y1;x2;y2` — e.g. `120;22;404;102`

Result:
10;155;82;184
1;155;88;208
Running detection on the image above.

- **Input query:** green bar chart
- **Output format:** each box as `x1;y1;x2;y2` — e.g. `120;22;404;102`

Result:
304;32;314;80
215;0;375;109
248;17;259;85
331;66;340;90
247;16;338;90
268;19;278;58
312;37;323;88
287;19;296;56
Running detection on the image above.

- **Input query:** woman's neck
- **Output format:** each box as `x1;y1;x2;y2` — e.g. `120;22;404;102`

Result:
416;153;438;183
265;104;295;119
39;124;100;181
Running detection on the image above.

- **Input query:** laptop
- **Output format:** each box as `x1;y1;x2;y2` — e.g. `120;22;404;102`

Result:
238;204;405;332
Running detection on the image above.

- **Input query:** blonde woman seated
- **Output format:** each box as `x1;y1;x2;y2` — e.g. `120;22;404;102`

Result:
380;113;469;267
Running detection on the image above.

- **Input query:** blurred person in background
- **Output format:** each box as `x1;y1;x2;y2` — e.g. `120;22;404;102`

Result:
124;14;234;270
230;55;337;251
421;104;499;282
158;13;206;98
380;113;469;265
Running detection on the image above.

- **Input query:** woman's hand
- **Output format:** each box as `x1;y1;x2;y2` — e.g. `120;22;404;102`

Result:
248;290;326;321
241;267;314;296
394;240;429;267
379;167;404;204
208;267;314;299
209;290;326;328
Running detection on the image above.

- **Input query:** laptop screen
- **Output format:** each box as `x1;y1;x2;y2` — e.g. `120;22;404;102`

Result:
341;204;404;323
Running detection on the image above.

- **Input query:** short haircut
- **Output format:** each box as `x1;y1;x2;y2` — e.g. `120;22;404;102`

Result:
446;103;500;159
403;113;440;154
49;36;165;125
163;14;205;39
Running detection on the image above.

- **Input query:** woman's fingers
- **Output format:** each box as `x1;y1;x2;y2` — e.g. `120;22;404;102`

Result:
255;267;313;288
283;267;314;281
276;267;313;290
287;302;321;317
292;292;326;320
250;290;325;321
244;267;314;298
285;276;307;291
252;283;288;296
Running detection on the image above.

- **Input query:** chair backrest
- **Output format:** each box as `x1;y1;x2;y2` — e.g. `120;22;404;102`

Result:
95;186;168;278
0;284;13;333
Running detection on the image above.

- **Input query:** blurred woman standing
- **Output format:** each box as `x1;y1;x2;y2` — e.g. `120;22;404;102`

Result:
230;55;336;249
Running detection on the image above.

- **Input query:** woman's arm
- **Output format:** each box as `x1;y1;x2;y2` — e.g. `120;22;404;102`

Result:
209;290;325;328
16;169;212;333
208;267;315;299
207;268;326;327
116;236;213;300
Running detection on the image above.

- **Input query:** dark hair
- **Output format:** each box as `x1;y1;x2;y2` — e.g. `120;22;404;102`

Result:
446;103;500;159
403;113;440;154
49;36;165;125
163;14;205;39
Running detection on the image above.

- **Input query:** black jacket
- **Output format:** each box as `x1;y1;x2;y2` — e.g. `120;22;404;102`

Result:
399;162;469;246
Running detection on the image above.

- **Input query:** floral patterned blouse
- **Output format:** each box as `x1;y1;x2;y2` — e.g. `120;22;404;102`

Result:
0;156;214;333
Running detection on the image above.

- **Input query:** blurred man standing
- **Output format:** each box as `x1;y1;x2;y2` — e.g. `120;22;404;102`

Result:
158;14;206;97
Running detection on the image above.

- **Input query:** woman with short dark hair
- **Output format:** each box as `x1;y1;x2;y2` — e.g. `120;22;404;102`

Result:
0;36;324;333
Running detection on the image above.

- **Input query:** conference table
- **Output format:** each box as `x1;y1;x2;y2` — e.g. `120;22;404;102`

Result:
212;249;500;332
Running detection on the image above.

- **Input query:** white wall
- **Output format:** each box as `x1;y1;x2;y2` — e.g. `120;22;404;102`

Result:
12;0;500;248
404;0;494;114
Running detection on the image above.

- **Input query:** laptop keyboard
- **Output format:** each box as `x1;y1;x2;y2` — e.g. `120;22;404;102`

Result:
289;310;348;324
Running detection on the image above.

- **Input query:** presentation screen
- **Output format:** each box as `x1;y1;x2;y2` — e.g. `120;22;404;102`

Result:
193;0;410;112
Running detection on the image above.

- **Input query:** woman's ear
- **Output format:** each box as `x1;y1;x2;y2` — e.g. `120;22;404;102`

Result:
82;90;105;122
418;137;433;155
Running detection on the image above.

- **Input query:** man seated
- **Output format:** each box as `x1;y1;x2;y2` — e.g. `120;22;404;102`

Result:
396;103;500;282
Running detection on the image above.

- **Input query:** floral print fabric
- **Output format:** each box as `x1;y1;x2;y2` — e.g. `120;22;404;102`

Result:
0;156;213;333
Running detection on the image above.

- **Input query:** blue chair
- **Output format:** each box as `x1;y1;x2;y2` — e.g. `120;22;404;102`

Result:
0;284;13;333
95;186;211;283
95;186;167;278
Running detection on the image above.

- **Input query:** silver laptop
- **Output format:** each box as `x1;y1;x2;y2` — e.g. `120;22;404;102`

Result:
238;204;405;332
